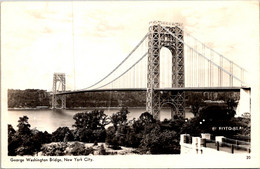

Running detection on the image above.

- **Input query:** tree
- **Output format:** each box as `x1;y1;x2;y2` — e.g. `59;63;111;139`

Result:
73;110;109;130
180;117;206;136
132;112;156;134
8;124;18;156
227;98;236;110
187;93;204;117
14;116;37;155
160;117;185;134
52;127;74;142
199;105;234;121
139;112;156;124
73;110;109;143
9;116;43;156
8;124;16;136
226;98;237;117
110;107;129;131
17;116;31;136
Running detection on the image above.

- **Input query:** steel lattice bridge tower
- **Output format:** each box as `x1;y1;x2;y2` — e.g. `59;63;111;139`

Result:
51;21;250;120
52;73;66;109
147;21;185;119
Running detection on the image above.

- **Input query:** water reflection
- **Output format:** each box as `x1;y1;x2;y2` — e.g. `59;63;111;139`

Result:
51;109;74;118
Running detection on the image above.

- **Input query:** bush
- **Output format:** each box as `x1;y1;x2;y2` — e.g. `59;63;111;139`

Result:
125;129;142;148
180;117;204;136
41;143;67;156
98;144;107;155
74;128;94;142
69;142;94;156
140;127;180;154
105;126;121;150
93;129;106;142
229;117;251;136
52;127;74;142
160;118;185;134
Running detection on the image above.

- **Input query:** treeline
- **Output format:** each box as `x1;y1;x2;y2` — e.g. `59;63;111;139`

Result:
8;89;147;108
67;91;240;108
8;89;50;108
8;105;249;156
8;88;239;109
66;91;146;108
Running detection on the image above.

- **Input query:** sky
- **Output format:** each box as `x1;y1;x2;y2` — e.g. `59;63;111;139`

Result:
1;1;259;91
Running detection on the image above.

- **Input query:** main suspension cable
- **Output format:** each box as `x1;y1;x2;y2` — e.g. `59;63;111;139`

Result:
96;52;148;89
82;33;148;90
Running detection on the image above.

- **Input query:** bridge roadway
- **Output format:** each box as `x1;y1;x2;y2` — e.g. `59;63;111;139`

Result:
53;86;250;95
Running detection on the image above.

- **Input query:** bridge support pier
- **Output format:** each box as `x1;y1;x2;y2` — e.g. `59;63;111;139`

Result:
170;91;185;119
52;73;66;109
237;88;251;116
160;91;185;120
52;95;66;109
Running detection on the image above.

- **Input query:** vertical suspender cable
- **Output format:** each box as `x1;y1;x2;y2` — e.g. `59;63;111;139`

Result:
219;56;223;86
210;50;213;87
202;44;205;87
230;61;233;86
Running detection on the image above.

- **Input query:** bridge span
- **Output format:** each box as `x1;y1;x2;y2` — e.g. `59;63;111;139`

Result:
54;86;250;95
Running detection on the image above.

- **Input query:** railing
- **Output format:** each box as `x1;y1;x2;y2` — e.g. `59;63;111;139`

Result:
229;135;251;142
204;138;251;154
181;134;251;154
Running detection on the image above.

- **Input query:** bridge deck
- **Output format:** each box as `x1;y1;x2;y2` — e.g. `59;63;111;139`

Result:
53;86;249;95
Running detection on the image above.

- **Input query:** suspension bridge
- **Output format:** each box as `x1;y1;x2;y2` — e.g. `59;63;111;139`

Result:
52;21;250;120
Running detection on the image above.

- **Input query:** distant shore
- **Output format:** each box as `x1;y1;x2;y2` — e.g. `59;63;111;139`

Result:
8;107;147;111
8;108;51;111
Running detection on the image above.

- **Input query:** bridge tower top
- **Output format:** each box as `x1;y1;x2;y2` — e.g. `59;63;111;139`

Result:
53;73;66;93
149;21;183;27
53;72;65;76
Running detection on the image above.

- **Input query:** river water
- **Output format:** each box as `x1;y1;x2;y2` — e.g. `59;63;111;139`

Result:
8;108;193;133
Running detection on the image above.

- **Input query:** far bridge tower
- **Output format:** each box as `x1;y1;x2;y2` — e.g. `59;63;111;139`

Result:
52;73;66;109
